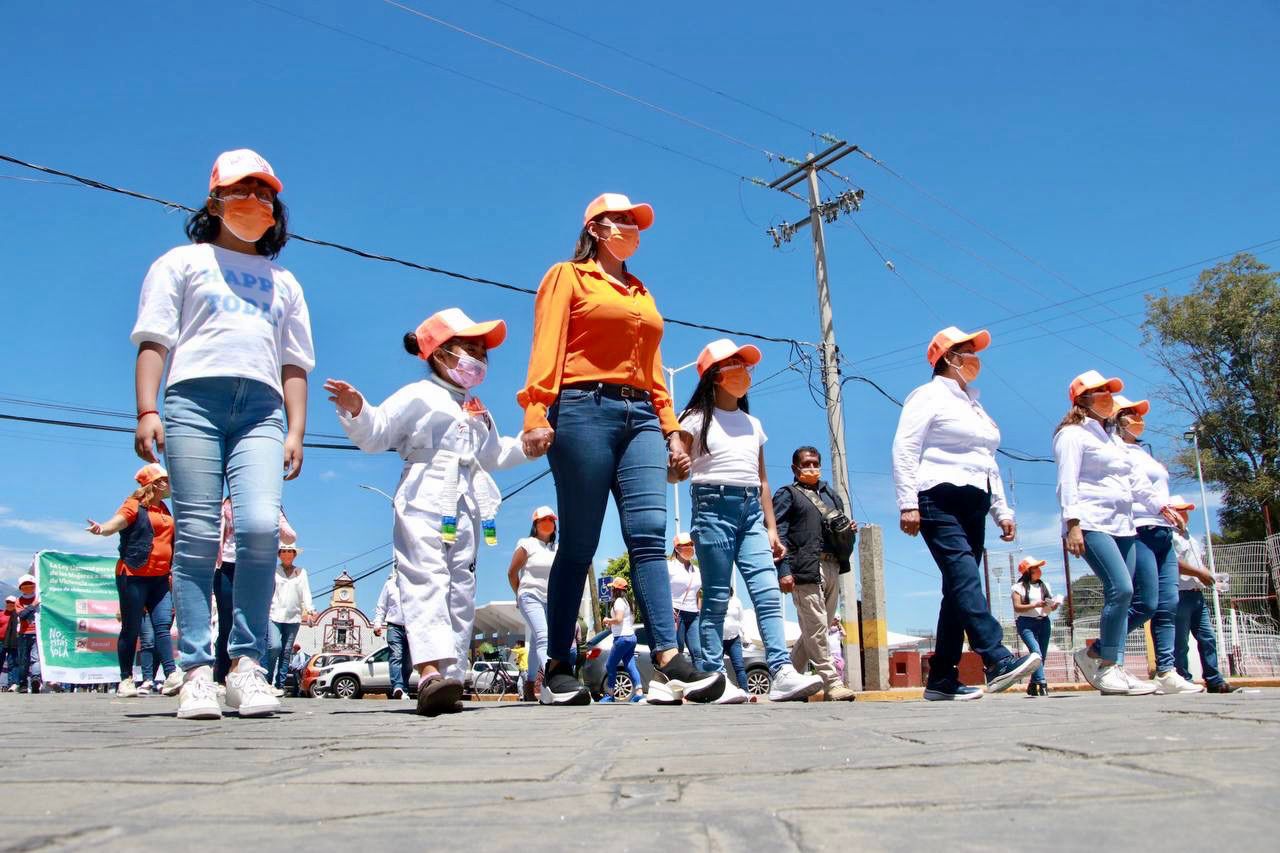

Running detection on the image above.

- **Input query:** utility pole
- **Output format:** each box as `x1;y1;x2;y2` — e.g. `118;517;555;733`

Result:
766;141;866;690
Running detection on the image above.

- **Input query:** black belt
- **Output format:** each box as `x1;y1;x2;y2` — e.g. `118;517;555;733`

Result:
563;382;651;401
691;483;760;497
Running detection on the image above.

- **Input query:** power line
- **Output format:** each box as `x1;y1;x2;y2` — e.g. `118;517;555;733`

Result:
379;0;780;159
0;152;797;345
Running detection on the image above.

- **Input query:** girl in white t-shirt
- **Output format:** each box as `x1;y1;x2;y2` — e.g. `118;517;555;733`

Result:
600;578;643;702
131;150;314;722
506;506;559;699
673;339;824;704
1010;557;1060;696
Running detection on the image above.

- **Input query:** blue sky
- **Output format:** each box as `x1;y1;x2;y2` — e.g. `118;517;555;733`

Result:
2;1;1276;632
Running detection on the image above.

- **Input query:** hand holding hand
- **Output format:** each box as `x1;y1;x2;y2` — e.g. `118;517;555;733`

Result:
522;428;555;459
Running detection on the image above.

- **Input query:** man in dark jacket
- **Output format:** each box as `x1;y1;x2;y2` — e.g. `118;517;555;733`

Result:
774;446;857;701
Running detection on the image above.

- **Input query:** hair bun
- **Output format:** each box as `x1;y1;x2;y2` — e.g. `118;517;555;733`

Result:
403;332;420;356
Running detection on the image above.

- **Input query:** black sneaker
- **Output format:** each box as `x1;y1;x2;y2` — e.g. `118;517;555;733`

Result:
1037;682;1050;696
650;654;725;704
1207;681;1236;694
985;653;1041;694
923;678;983;701
539;661;590;706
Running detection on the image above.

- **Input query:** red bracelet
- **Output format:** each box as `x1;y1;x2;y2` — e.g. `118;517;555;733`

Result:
137;410;159;420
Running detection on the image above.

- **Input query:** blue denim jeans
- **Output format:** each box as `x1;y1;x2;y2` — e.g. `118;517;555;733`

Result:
267;621;301;688
918;484;1013;682
2;648;17;686
165;377;285;671
1175;590;1226;687
517;590;549;681
1081;530;1138;662
386;623;413;694
605;634;642;695
674;610;703;668
544;388;675;664
691;484;790;674
1015;615;1051;685
723;636;748;688
14;634;37;688
1134;526;1179;672
116;574;175;681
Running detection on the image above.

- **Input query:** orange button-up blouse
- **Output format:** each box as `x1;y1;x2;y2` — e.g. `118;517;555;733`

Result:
517;260;680;435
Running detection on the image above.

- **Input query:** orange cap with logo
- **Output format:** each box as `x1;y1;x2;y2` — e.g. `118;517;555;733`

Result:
1018;557;1047;574
1168;494;1196;512
135;463;169;486
610;577;629;590
413;308;506;362
1068;370;1124;404
696;338;762;377
673;532;694;547
209;149;283;194
926;326;991;367
583;193;654;230
1112;394;1150;416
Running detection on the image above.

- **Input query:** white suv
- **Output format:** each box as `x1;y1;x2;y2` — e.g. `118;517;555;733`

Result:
316;647;418;699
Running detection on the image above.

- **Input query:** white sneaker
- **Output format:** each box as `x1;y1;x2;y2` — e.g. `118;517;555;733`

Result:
713;682;750;704
136;680;152;696
1073;647;1102;688
1121;669;1159;694
117;680;139;698
177;667;222;720
271;686;285;697
6;684;17;693
226;663;281;717
1155;670;1206;695
768;664;825;702
160;669;185;697
1096;665;1157;696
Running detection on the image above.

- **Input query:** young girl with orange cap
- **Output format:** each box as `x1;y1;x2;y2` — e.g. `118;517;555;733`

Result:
87;463;183;699
1054;371;1179;696
673;339;825;704
325;308;527;716
1010;557;1060;696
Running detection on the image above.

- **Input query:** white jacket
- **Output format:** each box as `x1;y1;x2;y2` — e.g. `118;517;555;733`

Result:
892;376;1012;523
270;566;313;624
338;376;527;533
1123;443;1173;529
373;575;404;627
1054;420;1163;537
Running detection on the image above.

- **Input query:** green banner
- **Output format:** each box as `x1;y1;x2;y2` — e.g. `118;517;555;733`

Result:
34;550;121;684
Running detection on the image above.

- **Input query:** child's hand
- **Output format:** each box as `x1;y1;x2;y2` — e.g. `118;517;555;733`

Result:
324;379;364;417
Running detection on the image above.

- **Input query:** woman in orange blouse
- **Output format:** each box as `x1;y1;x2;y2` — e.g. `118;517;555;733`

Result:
519;193;724;707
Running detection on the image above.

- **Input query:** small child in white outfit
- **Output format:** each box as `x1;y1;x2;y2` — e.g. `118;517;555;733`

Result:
324;308;527;716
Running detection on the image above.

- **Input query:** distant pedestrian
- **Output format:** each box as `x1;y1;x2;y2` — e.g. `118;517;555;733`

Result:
327;307;527;716
266;543;315;695
1010;557;1059;696
507;506;558;702
131;149;314;721
86;463;182;699
1;597;19;688
774;447;857;702
893;327;1039;700
215;498;296;684
722;593;750;692
1170;498;1235;693
667;533;704;668
9;575;40;693
600;578;643;703
373;570;413;700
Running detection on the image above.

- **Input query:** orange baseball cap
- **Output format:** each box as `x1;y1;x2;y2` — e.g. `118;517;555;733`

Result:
610;577;629;590
209;149;282;194
1169;494;1196;511
583;193;654;230
532;506;558;522
413;308;506;361
1018;557;1047;574
696;338;762;377
135;463;169;486
673;532;694;547
1068;370;1124;404
926;326;991;367
1112;394;1150;416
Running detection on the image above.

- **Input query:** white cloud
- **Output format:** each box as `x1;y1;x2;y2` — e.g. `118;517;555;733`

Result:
0;515;110;552
319;470;338;482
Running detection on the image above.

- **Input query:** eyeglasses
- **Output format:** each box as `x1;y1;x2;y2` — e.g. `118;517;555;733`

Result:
719;362;755;375
216;188;274;204
596;218;639;232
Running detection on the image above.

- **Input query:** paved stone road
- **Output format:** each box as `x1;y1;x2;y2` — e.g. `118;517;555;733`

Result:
4;689;1278;851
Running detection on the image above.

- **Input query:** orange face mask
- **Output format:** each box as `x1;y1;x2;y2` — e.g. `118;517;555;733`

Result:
1086;393;1116;419
1122;415;1145;438
949;353;981;383
595;221;639;261
536;519;556;537
715;365;752;398
218;195;275;243
795;467;821;486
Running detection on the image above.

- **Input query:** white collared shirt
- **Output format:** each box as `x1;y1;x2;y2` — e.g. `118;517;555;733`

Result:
891;375;1012;523
1054;420;1164;537
1122;443;1173;529
668;558;701;613
373;575;403;627
269;566;313;624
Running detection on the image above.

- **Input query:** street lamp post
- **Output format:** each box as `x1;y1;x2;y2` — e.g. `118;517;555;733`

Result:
664;359;699;534
358;483;395;504
1185;429;1230;669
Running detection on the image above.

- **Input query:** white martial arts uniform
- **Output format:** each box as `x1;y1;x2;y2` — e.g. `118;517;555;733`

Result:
338;374;526;680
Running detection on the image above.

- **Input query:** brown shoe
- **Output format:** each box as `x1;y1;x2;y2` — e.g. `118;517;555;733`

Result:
416;676;464;717
824;685;856;702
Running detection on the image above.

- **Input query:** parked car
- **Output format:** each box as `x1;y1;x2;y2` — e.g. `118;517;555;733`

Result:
315;647;419;699
582;626;773;700
465;659;521;694
299;652;363;699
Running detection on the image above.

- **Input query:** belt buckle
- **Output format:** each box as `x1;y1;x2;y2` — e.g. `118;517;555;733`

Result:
619;385;638;400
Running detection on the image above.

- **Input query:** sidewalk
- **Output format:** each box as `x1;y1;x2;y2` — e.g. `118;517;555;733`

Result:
3;688;1278;851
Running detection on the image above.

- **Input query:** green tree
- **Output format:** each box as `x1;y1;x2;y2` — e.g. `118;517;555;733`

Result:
1143;253;1280;542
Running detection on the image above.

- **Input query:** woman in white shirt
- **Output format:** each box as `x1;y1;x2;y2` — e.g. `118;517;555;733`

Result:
266;543;314;694
600;578;643;702
1054;371;1178;696
892;327;1039;701
1114;396;1204;695
131;150;314;721
675;338;823;704
506;506;559;700
1010;557;1060;696
667;533;704;667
